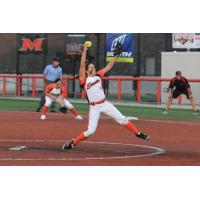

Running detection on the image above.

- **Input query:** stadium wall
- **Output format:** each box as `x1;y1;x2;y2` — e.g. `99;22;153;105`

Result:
161;52;200;105
0;33;169;76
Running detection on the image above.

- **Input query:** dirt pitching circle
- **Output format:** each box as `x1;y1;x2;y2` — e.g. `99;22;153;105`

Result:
0;140;165;161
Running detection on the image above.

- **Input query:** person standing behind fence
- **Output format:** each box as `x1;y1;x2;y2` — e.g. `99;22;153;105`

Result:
36;57;62;112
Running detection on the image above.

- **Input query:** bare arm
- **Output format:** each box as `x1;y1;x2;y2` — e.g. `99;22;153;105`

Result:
102;56;117;74
60;95;64;106
100;41;122;74
184;78;192;96
60;87;66;106
169;88;174;97
45;86;56;100
79;44;88;80
168;79;174;97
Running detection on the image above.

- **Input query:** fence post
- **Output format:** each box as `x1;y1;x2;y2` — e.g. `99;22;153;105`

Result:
157;80;161;103
118;79;122;101
3;77;6;96
17;77;21;96
178;95;182;105
32;78;36;97
137;80;141;103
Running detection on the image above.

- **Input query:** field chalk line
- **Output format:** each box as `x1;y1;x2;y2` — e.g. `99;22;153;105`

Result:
1;110;199;125
0;140;165;161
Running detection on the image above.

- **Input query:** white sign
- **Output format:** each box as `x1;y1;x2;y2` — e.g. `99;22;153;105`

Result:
172;33;200;49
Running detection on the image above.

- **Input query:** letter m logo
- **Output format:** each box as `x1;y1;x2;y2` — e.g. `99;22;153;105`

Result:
19;38;45;52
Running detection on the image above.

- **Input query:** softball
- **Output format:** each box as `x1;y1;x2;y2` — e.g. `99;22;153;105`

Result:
84;41;92;47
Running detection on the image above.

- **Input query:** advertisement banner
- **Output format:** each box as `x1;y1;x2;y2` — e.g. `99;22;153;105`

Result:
18;33;46;53
106;33;134;63
172;33;200;49
65;34;86;55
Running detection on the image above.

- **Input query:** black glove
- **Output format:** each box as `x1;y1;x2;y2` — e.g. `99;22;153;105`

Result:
113;42;123;57
59;106;67;114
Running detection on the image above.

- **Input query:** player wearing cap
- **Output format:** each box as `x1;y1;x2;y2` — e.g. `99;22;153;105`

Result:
62;42;149;150
162;71;198;115
40;78;83;120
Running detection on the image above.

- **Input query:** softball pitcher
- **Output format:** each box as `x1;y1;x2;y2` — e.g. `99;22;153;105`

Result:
63;42;149;150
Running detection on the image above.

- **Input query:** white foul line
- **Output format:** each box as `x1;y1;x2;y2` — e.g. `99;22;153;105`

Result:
141;118;200;125
0;139;165;161
1;110;199;125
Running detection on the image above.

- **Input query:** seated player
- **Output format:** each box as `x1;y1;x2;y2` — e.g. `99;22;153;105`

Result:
40;78;83;120
162;71;198;115
62;42;149;150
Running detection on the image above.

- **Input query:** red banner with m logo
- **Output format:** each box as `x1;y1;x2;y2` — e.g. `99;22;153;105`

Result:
19;38;45;52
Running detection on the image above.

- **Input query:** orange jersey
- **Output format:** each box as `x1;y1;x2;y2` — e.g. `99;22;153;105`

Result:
79;69;105;85
45;83;66;97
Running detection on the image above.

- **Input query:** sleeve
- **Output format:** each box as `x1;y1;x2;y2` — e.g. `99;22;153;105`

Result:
45;84;54;95
43;65;49;75
169;78;175;89
79;76;86;86
182;77;190;88
97;69;106;78
60;86;67;97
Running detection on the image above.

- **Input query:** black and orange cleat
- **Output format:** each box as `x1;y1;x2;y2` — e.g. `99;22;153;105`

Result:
63;140;76;151
136;131;150;141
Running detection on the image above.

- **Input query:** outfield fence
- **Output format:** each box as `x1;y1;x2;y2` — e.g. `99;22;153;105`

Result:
1;74;200;105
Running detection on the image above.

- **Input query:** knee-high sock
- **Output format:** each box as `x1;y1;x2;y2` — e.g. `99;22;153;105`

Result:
73;132;87;145
42;105;48;115
124;121;139;135
70;108;78;116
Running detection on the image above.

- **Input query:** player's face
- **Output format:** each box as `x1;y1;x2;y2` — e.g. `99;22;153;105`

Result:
86;63;96;76
55;80;62;88
52;61;60;67
176;74;182;80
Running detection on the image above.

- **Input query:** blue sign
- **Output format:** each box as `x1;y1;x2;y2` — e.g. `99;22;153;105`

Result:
106;33;134;63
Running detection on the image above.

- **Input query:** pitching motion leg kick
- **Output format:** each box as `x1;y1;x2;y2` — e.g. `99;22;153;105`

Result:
63;101;149;150
63;41;149;150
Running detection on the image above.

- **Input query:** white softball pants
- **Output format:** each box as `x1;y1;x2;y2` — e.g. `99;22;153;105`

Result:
84;101;128;137
45;96;74;109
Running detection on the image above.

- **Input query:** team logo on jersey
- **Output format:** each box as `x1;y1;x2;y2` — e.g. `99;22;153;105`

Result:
87;79;100;89
50;88;61;96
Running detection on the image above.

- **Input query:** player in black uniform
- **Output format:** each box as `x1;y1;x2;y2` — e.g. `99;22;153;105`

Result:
162;71;198;115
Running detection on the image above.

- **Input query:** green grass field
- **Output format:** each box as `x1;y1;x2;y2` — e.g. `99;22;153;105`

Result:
0;98;199;121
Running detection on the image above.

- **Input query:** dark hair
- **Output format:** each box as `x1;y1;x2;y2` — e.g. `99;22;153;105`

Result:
86;62;92;70
52;56;60;63
86;55;95;70
86;62;95;70
176;71;181;75
55;78;61;83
